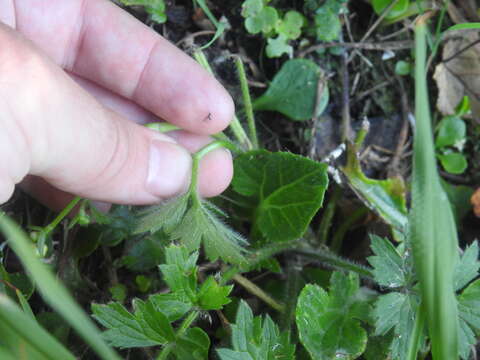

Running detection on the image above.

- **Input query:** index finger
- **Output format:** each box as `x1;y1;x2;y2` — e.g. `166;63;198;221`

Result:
11;0;234;134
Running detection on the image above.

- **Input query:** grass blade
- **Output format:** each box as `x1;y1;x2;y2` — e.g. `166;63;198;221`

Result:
411;15;459;359
0;212;120;360
0;294;75;360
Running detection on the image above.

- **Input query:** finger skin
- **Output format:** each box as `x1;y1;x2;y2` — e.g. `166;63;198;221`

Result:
0;23;231;205
9;0;234;135
21;76;233;209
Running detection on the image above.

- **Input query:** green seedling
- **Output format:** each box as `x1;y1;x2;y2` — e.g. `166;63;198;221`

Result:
241;0;305;57
435;115;468;174
217;300;295;359
93;245;232;359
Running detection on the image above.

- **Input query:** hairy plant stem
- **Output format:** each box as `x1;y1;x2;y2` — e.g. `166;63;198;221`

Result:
234;56;259;149
232;273;285;313
193;50;252;150
157;311;200;360
293;247;374;280
330;207;367;253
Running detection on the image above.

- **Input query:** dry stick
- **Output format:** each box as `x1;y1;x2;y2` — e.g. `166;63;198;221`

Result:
298;40;412;57
388;77;411;177
309;72;329;159
348;0;401;63
340;32;352;142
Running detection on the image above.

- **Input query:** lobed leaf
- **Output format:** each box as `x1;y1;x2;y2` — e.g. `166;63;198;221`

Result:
367;235;406;288
296;272;368;360
217;300;295;360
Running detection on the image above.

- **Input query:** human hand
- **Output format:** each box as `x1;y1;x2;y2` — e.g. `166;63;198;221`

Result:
0;0;234;210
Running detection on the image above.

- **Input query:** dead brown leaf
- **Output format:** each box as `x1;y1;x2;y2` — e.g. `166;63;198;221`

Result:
434;30;480;121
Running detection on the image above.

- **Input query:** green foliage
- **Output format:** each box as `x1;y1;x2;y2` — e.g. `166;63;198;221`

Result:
371;0;409;20
342;141;408;236
367;235;407;289
413;21;460;359
118;0;167;23
296;272;369;359
435;116;468;174
92;245;231;357
395;60;411;76
253;59;329;121
232;150;328;242
0;213;120;360
217;300;295;359
134;190;247;265
241;0;305;57
313;0;347;41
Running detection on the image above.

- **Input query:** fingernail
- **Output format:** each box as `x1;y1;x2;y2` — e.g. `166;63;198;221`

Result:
146;141;191;198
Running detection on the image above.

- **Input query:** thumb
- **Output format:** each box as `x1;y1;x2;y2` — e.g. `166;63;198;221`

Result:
0;24;193;205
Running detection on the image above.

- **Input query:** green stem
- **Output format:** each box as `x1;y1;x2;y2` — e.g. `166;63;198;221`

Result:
234;56;258;149
330;207;367;253
221;239;301;284
232;273;285;313
281;258;302;330
42;196;82;237
193;50;252;150
318;186;341;246
157;311;200;360
188;140;240;203
293;247;374;280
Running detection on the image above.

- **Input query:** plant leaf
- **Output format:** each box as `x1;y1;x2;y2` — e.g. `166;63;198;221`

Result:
92;302;164;348
454;241;480;291
217;300;295;360
367;235;406;288
173;327;211;360
314;2;342;41
149;293;192;322
435;116;466;149
0;294;76;360
372;292;420;360
276;11;304;40
438;152;468;174
197;276;233;310
232;151;329;242
159;245;198;301
134;192;189;235
342;143;408;235
458;278;480;359
296;272;368;359
253;59;329;121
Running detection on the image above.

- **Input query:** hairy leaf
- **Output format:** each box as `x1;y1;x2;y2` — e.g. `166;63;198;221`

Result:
454;241;480;291
92;302;165;348
458;279;480;359
372;292;420;360
367;235;406;288
233;151;328;242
